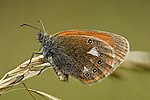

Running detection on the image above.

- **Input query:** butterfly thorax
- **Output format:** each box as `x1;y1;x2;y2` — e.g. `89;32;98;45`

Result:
37;32;54;60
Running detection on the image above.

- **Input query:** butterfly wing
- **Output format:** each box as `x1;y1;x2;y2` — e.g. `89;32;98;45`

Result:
51;30;129;84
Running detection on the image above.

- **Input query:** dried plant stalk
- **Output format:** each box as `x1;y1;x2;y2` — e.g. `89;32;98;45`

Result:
0;51;150;99
0;55;62;100
121;51;150;70
0;51;150;89
0;55;51;90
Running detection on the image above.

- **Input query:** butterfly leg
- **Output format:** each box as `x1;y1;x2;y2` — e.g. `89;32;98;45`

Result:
37;56;54;75
26;51;42;67
37;66;50;75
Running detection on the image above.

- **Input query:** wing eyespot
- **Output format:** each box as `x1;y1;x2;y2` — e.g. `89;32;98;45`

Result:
98;60;102;65
100;53;103;57
92;68;97;73
87;39;93;44
84;72;90;77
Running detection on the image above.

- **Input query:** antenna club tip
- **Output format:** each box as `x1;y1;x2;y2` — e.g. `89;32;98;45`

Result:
37;19;42;22
20;24;27;27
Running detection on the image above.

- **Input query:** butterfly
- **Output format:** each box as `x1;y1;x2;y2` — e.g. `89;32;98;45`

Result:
21;22;129;84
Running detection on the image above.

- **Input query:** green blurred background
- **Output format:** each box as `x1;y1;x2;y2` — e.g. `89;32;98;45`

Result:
0;0;150;100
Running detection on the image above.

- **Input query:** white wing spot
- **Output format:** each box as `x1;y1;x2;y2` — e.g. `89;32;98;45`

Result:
87;47;99;57
83;66;89;72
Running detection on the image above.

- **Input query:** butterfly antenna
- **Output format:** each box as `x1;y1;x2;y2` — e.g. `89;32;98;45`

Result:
38;19;46;33
20;23;43;32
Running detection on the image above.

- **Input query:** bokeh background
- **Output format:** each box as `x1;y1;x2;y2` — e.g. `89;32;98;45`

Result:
0;0;150;100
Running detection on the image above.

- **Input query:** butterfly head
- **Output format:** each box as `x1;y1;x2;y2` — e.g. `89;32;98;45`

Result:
20;20;51;46
37;32;50;45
